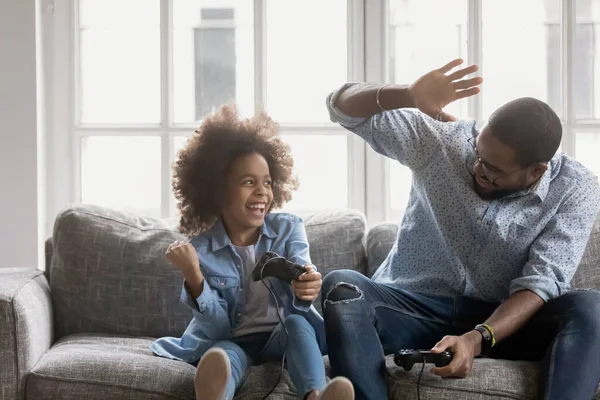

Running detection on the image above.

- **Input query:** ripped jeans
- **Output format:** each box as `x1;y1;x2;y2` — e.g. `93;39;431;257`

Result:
321;269;600;400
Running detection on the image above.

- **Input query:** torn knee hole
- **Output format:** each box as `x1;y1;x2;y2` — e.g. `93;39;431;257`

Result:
323;282;363;308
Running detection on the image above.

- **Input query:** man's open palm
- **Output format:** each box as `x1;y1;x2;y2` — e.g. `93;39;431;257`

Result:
409;58;483;122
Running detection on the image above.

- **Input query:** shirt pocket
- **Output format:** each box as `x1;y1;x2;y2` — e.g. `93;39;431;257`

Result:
504;223;539;266
205;275;239;306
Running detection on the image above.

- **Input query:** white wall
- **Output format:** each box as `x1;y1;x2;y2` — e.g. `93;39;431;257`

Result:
0;0;46;269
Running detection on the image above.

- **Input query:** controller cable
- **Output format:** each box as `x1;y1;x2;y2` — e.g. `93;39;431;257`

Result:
417;356;426;400
259;256;289;400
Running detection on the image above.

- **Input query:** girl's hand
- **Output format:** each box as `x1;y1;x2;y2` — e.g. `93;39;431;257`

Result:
292;265;322;301
165;240;203;282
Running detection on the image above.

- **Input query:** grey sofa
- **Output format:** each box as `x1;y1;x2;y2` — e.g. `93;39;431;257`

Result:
2;204;600;400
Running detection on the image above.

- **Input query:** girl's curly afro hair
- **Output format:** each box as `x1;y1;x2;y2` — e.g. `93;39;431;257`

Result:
174;104;299;236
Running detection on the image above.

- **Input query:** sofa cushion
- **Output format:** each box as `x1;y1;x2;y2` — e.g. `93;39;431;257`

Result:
27;334;299;400
387;357;539;399
48;205;367;339
302;210;367;312
28;334;600;400
49;205;191;339
366;221;399;278
572;212;600;290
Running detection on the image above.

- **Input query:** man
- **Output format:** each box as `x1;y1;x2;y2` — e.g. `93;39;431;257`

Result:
322;58;600;400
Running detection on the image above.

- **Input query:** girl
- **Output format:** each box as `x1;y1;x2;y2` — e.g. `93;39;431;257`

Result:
151;105;354;400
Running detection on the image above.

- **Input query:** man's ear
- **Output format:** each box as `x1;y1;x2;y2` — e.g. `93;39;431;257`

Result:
530;162;548;180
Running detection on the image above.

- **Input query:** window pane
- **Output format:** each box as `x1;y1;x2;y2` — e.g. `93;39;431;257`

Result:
79;0;160;124
482;0;561;120
387;0;466;220
576;132;600;176
174;136;190;157
170;136;191;216
575;0;600;120
281;135;348;211
173;1;254;123
266;0;347;123
388;0;468;120
81;136;161;217
389;161;412;220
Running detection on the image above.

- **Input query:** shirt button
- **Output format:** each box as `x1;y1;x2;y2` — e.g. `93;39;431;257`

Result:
237;313;242;317
239;288;243;292
477;219;482;225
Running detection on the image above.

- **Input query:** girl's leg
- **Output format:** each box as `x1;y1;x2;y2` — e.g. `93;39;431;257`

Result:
196;341;252;400
260;314;327;398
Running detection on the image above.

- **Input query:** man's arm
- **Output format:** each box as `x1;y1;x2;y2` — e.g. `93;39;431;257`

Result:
334;59;481;120
334;83;415;118
432;175;600;378
327;59;482;171
461;290;544;357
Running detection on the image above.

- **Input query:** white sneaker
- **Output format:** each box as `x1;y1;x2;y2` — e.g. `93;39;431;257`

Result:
194;348;231;400
318;377;355;400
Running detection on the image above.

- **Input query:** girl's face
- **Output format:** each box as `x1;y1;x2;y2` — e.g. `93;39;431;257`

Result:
221;153;274;234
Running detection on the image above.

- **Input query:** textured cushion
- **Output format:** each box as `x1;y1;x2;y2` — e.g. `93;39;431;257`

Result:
572;212;600;290
388;357;539;399
48;205;367;339
27;334;599;400
0;268;53;400
388;356;600;399
366;221;400;277
49;204;191;340
302;210;367;312
27;334;300;400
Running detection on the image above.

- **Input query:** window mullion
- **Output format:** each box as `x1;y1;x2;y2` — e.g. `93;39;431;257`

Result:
254;0;267;111
467;0;482;123
561;0;576;157
364;0;387;226
160;0;172;217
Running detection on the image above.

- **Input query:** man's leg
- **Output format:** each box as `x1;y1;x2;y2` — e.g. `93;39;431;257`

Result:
491;290;600;400
321;269;463;400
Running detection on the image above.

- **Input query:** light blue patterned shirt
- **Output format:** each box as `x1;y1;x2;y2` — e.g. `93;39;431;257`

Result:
328;84;600;302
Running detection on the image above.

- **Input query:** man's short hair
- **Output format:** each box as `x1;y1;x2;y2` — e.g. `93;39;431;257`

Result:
488;97;562;166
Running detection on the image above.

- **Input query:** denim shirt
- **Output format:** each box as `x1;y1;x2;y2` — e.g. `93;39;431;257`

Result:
327;84;600;303
151;213;326;363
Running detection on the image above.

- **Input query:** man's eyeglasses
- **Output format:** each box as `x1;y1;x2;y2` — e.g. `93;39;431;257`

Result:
467;136;528;186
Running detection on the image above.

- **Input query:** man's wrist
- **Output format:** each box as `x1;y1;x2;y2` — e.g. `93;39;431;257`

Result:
463;330;483;356
379;84;415;110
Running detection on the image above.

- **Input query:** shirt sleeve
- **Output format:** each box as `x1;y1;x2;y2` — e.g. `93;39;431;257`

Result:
179;273;231;338
326;84;466;171
510;176;600;301
285;217;315;311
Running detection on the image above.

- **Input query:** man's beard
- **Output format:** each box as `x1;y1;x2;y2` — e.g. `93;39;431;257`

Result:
472;175;516;200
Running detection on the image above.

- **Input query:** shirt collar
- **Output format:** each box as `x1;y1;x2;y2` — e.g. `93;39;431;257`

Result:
208;216;277;252
504;162;551;202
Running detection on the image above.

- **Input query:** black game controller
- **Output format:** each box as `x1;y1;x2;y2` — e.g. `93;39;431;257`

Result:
251;251;307;283
394;349;453;371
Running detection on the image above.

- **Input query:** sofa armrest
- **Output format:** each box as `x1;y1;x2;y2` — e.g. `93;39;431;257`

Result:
0;268;53;400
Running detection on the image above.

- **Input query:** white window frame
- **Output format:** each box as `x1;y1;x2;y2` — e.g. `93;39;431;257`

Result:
365;0;598;223
44;0;368;227
46;0;595;230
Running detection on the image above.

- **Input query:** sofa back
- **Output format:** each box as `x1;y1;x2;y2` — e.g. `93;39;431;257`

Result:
47;204;367;340
366;213;600;292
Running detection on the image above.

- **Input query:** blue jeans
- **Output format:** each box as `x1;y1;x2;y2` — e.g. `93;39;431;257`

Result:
321;269;600;400
207;314;326;399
